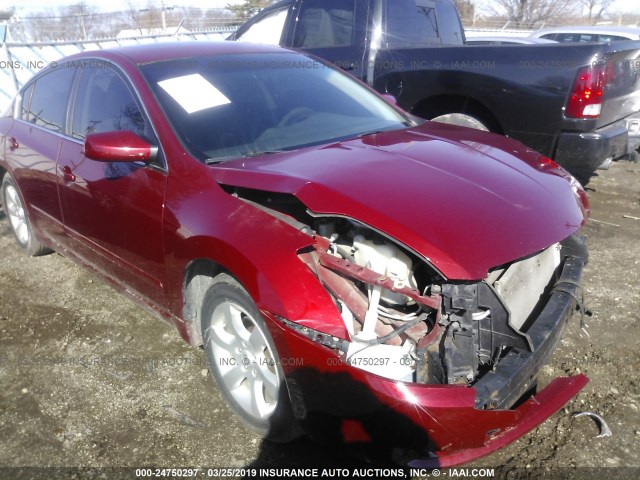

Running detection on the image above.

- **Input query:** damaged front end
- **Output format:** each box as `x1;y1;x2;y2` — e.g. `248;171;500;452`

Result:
226;186;589;464
297;215;588;397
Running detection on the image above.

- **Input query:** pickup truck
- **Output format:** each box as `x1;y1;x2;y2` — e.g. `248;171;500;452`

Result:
230;0;640;181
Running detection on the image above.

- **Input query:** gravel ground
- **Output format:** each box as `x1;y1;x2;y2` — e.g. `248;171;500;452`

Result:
0;161;639;480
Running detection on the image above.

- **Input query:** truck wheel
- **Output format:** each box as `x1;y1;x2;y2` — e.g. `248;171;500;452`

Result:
1;174;52;256
200;273;300;442
430;113;490;132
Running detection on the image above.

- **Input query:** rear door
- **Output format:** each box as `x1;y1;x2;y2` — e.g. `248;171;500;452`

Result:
57;63;168;307
2;67;77;248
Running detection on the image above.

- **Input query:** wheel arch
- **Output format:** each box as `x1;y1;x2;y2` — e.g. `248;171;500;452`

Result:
182;257;227;347
176;236;348;348
173;235;289;349
411;94;504;134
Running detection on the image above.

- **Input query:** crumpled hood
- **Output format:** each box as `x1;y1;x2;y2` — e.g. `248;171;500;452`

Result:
210;122;586;280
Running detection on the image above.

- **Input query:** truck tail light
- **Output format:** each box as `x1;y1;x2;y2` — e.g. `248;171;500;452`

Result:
565;62;610;119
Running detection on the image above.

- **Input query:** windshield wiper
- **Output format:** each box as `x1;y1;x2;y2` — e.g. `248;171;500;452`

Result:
245;150;284;157
205;156;241;165
356;129;389;139
205;150;284;165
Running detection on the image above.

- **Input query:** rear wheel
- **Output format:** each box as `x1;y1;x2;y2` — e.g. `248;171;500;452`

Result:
1;174;52;256
201;273;300;441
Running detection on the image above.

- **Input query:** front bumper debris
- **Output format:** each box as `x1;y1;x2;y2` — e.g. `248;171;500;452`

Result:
473;254;586;409
264;234;589;466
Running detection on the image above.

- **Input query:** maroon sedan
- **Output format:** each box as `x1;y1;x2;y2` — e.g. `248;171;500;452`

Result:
0;42;591;466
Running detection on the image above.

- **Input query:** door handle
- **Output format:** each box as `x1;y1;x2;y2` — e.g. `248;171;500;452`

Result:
60;165;76;183
8;137;19;151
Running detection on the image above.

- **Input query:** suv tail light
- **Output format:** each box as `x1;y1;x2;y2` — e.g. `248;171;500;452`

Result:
565;62;611;119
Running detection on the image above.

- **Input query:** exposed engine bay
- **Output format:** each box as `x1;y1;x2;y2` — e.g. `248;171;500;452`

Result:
227;187;570;407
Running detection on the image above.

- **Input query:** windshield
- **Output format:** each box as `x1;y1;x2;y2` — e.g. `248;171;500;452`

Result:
140;52;409;162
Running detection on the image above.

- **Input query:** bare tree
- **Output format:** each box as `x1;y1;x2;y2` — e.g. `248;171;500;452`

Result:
0;8;14;21
491;0;580;28
4;0;313;42
579;0;614;24
20;9;59;42
226;0;276;22
21;3;102;41
454;0;476;25
56;3;101;40
202;8;236;29
126;0;145;35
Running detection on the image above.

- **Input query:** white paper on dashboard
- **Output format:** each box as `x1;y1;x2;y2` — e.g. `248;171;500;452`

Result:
158;73;231;114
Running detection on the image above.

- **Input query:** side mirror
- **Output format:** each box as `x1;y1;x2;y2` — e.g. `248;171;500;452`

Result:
84;131;158;163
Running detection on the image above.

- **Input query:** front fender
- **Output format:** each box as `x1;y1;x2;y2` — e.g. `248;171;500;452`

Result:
163;191;349;341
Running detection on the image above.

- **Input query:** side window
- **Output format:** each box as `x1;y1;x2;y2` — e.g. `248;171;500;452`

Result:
293;0;356;48
599;35;629;42
72;67;146;141
578;34;597;42
238;8;288;46
28;67;75;133
385;0;439;47
556;33;580;43
19;83;34;121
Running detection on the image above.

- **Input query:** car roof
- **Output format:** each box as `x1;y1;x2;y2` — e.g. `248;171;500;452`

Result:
64;41;290;65
530;25;640;39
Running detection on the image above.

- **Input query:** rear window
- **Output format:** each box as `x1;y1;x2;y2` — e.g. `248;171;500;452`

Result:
385;0;439;46
384;0;463;47
435;0;464;45
293;0;356;48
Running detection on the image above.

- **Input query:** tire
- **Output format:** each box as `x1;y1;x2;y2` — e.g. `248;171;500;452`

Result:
1;174;52;256
430;113;490;131
200;273;300;441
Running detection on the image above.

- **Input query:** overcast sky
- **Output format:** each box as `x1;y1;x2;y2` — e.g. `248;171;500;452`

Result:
3;0;244;15
1;0;636;16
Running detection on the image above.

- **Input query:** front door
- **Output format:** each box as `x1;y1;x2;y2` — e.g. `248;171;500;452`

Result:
57;64;168;307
